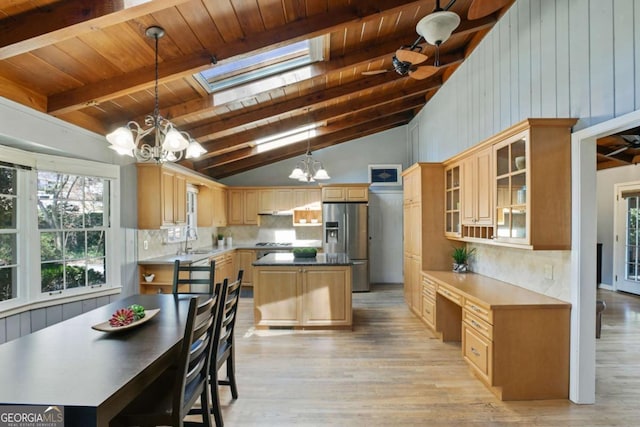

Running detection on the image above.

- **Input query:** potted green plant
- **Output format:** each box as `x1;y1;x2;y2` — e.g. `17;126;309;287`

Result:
217;233;225;247
452;246;475;273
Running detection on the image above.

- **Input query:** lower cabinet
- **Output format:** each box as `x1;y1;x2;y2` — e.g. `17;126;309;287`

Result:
236;249;256;286
253;265;352;328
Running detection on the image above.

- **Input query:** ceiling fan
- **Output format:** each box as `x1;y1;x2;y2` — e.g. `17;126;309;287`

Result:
604;135;640;158
362;0;511;80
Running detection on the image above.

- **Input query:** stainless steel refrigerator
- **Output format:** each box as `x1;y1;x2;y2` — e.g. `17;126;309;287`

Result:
323;202;369;292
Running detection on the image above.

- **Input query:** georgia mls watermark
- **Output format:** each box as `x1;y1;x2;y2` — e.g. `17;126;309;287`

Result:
0;405;63;427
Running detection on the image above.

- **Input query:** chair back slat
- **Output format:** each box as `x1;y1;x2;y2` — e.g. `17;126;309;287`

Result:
172;259;216;294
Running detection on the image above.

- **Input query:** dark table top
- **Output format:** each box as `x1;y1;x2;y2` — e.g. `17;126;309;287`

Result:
0;294;199;426
253;252;352;267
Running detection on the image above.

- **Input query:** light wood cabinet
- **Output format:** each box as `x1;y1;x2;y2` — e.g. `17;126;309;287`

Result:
461;146;493;228
137;164;187;229
236;249;256;286
423;270;570;400
253;265;352;328
445;118;576;249
293;188;322;226
227;188;258;225
402;164;453;316
444;164;461;238
258;188;294;214
138;263;175;294
211;251;235;283
321;184;369;202
212;186;227;227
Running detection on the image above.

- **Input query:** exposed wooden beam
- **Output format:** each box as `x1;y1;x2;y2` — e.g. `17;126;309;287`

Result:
153;16;494;125
0;74;46;112
185;53;461;141
209;112;412;179
199;82;440;155
46;0;434;115
199;96;423;167
0;0;193;60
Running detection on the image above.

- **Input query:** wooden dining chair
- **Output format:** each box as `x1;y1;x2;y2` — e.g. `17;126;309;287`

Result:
110;290;221;427
173;259;216;294
210;270;244;426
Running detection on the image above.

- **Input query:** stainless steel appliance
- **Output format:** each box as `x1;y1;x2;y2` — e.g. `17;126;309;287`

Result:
323;202;369;292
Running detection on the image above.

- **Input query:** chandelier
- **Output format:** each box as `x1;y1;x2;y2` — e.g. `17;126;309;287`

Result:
106;26;206;163
288;117;330;182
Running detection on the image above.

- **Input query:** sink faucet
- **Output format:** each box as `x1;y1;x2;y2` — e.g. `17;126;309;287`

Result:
179;226;197;255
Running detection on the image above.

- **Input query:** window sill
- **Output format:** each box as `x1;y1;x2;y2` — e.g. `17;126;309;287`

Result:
0;286;122;319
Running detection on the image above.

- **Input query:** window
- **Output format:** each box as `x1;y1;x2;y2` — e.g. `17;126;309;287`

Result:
0;145;120;315
625;194;640;282
0;166;17;302
37;172;109;293
195;37;325;104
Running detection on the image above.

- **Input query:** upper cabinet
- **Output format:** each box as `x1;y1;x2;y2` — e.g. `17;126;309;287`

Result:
445;118;577;250
197;183;227;227
228;188;258;225
137;164;187;229
321;184;369;202
258;188;294;214
444;164;461;238
292;188;322;226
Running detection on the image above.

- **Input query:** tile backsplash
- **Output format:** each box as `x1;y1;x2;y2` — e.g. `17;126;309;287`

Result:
468;243;571;302
137;216;322;260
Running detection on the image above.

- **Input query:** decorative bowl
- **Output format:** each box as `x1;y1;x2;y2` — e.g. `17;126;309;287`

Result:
515;156;526;170
143;273;155;282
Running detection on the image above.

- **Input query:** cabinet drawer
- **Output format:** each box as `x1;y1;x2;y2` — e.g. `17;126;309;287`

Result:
422;296;435;328
464;299;491;323
437;284;462;305
463;309;493;340
422;278;436;300
463;324;492;381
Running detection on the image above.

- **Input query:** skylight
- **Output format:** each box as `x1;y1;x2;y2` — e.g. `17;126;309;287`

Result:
255;123;319;154
195;37;325;97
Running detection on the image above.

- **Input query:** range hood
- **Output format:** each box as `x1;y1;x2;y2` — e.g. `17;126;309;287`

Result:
257;210;294;216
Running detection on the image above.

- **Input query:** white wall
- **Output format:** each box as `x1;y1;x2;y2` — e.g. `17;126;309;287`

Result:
597;165;640;286
220;126;408;187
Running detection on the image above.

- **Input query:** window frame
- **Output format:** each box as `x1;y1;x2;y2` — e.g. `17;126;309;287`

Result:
0;145;121;317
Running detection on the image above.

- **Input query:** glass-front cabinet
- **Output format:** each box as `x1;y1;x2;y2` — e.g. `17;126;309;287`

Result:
494;132;528;243
444;164;460;237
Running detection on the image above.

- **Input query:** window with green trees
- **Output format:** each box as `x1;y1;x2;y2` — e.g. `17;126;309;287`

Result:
37;172;109;293
0;166;17;302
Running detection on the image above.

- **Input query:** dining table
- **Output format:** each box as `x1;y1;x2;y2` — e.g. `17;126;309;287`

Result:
0;293;199;427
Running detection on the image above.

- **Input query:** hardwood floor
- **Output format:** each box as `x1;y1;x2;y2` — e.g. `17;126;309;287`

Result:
208;285;640;426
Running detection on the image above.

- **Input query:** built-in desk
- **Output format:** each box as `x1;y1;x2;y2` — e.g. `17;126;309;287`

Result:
422;270;571;401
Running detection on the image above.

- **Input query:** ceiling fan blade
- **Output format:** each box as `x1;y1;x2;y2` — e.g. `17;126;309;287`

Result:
468;0;510;20
409;65;439;80
395;49;427;65
362;69;389;75
605;146;629;157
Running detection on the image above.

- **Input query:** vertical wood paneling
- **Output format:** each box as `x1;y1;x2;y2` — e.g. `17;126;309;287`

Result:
62;301;82;320
568;0;591;128
613;0;636;116
417;0;639;162
499;13;511;128
82;298;98;313
19;312;30;336
46;305;62;326
0;317;5;344
510;4;520;122
5;314;20;341
540;0;557;116
555;0;570;117
31;308;47;332
518;1;532;120
589;0;615;123
492;29;501;132
530;0;542;117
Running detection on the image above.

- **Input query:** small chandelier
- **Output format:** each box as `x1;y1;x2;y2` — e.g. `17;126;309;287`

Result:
106;26;206;163
288;120;330;182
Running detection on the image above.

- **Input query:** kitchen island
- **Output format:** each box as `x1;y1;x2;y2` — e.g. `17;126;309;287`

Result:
252;253;353;329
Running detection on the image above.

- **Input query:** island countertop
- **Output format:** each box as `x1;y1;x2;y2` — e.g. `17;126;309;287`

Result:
253;252;352;266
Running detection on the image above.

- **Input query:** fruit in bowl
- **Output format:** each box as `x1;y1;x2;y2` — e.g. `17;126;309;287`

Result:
292;247;317;258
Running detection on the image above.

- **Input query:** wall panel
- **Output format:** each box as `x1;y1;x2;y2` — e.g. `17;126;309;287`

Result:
613;0;636;116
